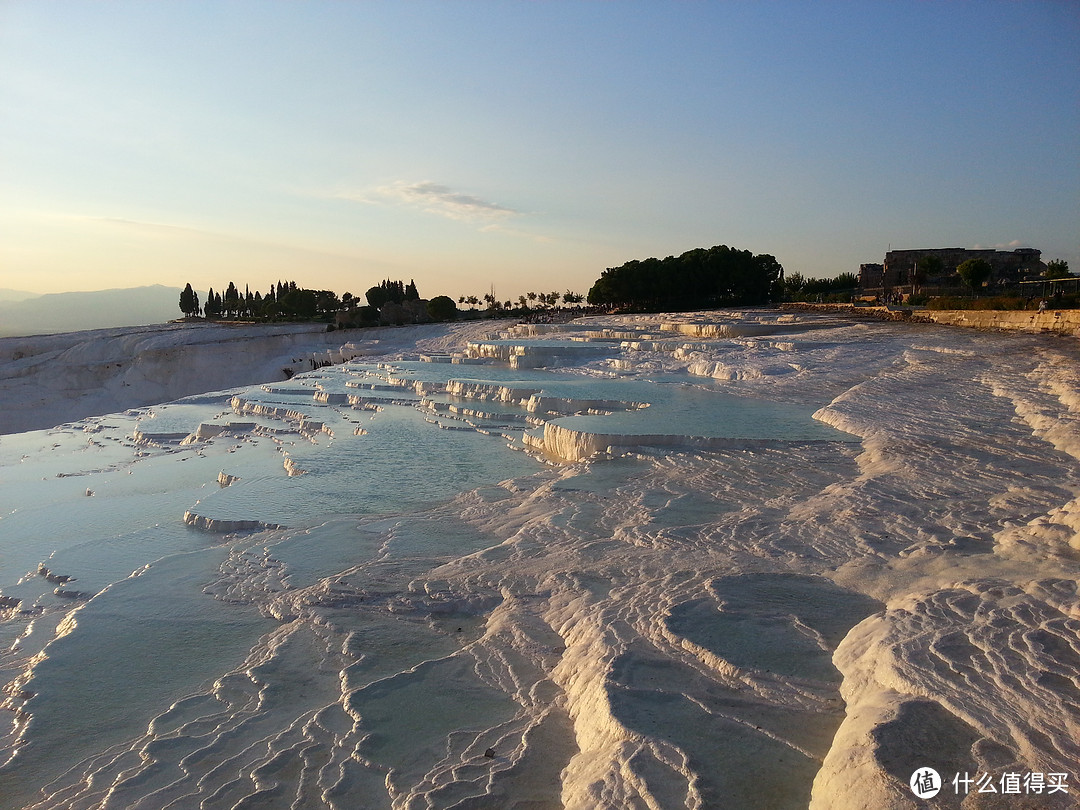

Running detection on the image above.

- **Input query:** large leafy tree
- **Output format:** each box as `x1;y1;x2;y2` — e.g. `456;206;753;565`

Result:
587;244;784;309
366;279;416;308
957;258;992;293
427;295;458;321
1045;259;1070;279
366;285;389;309
280;289;318;318
312;290;340;316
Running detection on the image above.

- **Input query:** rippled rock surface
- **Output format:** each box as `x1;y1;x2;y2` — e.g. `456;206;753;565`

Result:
0;311;1077;809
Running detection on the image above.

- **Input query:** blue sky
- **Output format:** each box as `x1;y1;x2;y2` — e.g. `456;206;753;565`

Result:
1;1;1077;300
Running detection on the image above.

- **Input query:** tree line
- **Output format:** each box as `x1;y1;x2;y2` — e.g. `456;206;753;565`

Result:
179;278;437;321
183;241;839;326
457;290;585;312
179;280;346;319
586;245;784;310
178;276;595;327
782;271;858;301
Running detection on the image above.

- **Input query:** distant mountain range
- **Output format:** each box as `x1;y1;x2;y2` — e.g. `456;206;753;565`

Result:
0;285;181;337
0;288;42;302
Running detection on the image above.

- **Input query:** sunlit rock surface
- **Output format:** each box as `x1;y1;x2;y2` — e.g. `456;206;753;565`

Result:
0;310;1077;809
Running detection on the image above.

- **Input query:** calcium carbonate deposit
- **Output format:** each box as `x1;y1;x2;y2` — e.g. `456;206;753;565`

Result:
0;310;1077;809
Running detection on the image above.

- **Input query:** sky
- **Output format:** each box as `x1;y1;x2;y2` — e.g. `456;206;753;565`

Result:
1;0;1078;302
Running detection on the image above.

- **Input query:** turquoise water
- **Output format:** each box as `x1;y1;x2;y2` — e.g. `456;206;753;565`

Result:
553;381;848;441
338;361;850;445
0;349;852;808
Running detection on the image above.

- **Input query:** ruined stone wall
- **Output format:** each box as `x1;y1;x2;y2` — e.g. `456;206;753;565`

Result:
781;302;1080;336
882;247;1043;288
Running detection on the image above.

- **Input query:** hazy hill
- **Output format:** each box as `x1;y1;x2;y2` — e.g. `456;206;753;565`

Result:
0;284;181;337
0;288;42;302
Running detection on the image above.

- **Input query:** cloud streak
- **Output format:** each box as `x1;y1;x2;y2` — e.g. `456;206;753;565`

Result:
974;240;1026;250
342;181;520;223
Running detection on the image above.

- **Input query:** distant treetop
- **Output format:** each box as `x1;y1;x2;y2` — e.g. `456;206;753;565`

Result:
587;244;783;309
366;279;420;308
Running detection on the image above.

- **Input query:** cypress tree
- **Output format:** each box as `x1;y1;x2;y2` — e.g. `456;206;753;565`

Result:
179;283;198;316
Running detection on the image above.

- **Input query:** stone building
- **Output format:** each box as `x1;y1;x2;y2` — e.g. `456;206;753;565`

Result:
858;263;885;289
859;247;1044;296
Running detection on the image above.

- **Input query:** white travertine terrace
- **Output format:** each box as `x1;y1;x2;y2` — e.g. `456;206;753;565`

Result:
1;311;1078;810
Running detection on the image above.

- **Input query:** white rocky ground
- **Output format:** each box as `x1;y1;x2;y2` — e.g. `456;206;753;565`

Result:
0;320;506;435
0;311;1076;810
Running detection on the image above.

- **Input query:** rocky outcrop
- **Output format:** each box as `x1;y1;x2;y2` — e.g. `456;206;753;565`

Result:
230;396;308;422
37;564;74;584
181;422;256;444
282;456;307;476
133;430;190;446
183;510;284;533
312;391;349;404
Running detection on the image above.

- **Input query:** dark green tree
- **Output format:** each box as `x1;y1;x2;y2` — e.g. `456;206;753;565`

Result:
367;279;413;308
957;258;992;293
204;287;220;318
587;244;783;309
784;272;807;297
224;282;239;318
783;272;858;302
280;289;318;317
313;290;340;316
1045;259;1070;279
179;283;200;316
427;295;458;322
366;285;389;309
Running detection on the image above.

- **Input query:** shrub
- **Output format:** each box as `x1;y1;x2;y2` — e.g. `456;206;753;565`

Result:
926;296;1074;311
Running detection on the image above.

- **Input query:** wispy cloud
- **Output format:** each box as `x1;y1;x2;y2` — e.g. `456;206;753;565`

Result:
974;240;1026;250
340;181;520;223
86;216;225;239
